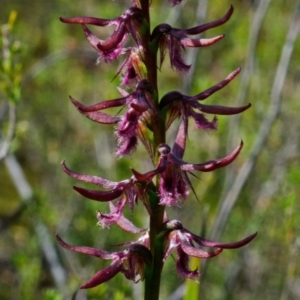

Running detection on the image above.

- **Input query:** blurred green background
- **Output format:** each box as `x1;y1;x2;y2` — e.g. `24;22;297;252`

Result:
1;0;299;299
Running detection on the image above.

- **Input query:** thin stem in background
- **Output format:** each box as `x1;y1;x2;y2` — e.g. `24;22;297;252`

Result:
0;101;16;160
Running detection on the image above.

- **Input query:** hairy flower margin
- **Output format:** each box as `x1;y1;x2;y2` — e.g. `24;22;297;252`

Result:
58;1;257;295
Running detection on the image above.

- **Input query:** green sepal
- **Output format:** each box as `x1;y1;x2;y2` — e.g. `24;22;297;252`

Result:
132;51;148;80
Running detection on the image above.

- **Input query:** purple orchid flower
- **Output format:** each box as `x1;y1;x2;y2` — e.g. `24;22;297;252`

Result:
69;80;155;156
56;235;152;288
151;6;233;73
60;7;147;63
159;68;251;130
132;120;243;206
161;220;257;280
57;1;258;295
61;161;147;231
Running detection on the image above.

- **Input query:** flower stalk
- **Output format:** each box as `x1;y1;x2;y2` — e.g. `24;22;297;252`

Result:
57;1;256;299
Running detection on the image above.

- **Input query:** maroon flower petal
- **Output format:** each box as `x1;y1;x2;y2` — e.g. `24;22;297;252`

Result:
193;102;251;115
59;16;115;26
80;260;123;289
170;47;191;73
105;198;145;233
117;109;140;138
56;234;116;259
183;5;234;35
81;24;126;63
159;188;181;206
82;23;126;53
131;165;164;182
176;248;199;280
80;111;120;124
190;232;258;249
61;161;117;188
181;243;223;258
96;24;127;52
116;135;138;156
163;231;181;261
97;198;127;227
175;141;243;172
69;96;127;112
181;35;224;47
159;91;183;109
192;68;241;101
73;186;124;201
131;154;169;181
70;96;121;123
190;111;217;130
81;24;103;51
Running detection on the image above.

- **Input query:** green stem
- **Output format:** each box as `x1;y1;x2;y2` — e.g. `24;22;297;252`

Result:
139;0;150;24
139;0;166;299
144;190;165;299
145;225;165;300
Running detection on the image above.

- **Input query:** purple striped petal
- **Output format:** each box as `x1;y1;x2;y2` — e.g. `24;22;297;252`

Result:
80;261;123;289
